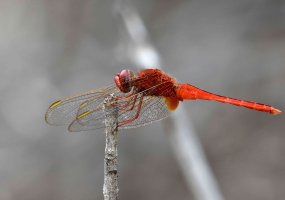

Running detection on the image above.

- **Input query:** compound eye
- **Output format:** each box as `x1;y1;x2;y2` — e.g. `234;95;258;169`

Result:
114;69;134;93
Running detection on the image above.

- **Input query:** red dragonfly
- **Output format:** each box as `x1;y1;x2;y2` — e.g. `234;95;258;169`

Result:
45;69;281;132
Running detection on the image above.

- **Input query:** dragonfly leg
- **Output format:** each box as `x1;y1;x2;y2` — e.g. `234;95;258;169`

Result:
116;94;137;111
114;90;135;100
114;91;136;109
118;95;144;126
125;94;138;111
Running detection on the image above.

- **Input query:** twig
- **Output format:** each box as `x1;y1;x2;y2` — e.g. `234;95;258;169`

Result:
103;96;119;200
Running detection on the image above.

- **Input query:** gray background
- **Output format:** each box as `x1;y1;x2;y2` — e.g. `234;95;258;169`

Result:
0;0;284;200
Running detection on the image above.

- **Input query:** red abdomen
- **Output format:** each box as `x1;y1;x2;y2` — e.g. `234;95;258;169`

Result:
175;84;281;115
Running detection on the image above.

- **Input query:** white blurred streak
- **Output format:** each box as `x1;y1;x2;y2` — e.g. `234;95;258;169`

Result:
134;45;160;69
113;1;224;200
117;5;147;43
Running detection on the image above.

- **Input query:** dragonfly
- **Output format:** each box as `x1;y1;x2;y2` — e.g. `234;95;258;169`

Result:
45;68;281;132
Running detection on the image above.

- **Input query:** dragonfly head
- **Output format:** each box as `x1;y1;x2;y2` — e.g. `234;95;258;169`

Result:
114;69;135;93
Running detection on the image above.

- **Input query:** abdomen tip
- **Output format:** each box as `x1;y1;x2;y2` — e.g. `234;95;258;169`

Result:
271;108;282;115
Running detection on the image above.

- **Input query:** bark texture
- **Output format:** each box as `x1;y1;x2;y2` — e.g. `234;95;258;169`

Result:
103;97;119;200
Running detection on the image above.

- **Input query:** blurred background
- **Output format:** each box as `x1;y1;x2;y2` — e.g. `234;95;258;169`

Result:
0;0;284;199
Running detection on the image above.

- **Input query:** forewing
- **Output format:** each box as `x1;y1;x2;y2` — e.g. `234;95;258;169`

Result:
68;93;139;132
45;85;118;126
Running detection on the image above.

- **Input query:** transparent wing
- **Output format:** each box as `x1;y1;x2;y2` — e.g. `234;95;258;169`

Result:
70;95;171;132
66;82;174;132
45;84;118;125
68;93;140;132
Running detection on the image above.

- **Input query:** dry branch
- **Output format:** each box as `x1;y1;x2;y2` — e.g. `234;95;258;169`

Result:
103;96;119;200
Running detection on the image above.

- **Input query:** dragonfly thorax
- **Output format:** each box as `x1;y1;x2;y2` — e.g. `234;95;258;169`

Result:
114;69;135;93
